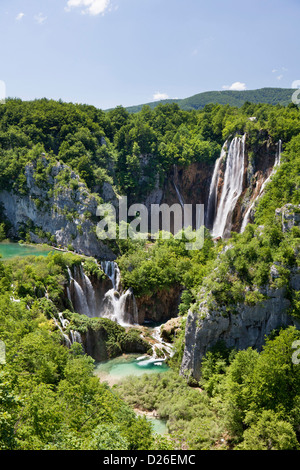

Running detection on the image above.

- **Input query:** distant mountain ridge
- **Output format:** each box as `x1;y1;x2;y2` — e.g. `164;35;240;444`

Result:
121;87;296;113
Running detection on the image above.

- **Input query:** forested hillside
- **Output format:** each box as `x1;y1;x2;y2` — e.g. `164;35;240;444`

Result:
124;87;296;114
0;96;300;450
0;95;299;215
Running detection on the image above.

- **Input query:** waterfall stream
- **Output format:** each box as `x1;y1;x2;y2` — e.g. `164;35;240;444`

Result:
211;134;246;239
54;311;82;348
100;262;139;327
68;267;92;318
174;181;185;209
208;136;282;237
67;261;138;327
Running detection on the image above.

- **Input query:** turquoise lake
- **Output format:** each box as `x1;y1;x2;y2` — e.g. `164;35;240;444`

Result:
0;242;54;260
94;354;169;435
94;354;169;385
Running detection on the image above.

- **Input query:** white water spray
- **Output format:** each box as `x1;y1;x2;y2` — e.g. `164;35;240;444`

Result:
211;134;246;238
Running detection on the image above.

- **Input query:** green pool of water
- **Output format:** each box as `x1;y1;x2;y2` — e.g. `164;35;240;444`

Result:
95;354;169;435
0;242;54;260
94;354;169;385
148;417;168;435
135;412;168;435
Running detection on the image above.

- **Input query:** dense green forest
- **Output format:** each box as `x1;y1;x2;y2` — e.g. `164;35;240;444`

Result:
124;87;296;114
0;96;300;450
0;95;299;211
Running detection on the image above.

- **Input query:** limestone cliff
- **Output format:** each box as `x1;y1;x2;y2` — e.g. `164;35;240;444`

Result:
136;286;182;324
0;157;116;260
180;283;300;382
180;205;300;383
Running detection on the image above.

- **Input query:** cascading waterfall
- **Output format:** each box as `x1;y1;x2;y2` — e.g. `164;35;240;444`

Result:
240;139;282;233
211;134;246;238
240;200;256;234
67;267;92;317
54;312;82;348
101;261;138;327
101;261;121;291
77;264;97;317
67;261;138;327
152;326;173;360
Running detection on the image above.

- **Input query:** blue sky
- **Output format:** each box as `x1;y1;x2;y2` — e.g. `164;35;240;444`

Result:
0;0;299;109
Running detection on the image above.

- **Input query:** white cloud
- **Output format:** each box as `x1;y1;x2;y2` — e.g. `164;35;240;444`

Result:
153;92;169;101
16;12;25;21
34;13;47;24
277;74;283;81
65;0;111;16
272;67;288;75
222;82;247;91
0;80;6;105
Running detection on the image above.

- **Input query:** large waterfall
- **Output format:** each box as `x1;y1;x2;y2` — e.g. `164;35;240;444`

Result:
209;134;246;239
68;261;138;327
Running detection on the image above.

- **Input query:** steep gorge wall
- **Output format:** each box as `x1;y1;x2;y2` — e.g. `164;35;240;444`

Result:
0;158;116;260
180;282;300;382
180;204;300;382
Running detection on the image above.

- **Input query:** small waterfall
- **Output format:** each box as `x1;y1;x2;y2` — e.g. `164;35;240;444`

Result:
240;139;282;233
54;318;72;347
70;330;82;344
240;201;256;233
173;164;185;209
67;261;139;327
68;264;98;318
211;134;246;238
58;311;69;329
101;261;121;291
101;262;138;327
66;286;72;303
174;182;185;208
78;264;97;317
54;313;82;348
151;326;173;360
68;267;92;317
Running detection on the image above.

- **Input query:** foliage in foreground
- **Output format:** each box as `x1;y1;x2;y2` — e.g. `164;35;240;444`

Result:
0;252;160;450
116;327;300;450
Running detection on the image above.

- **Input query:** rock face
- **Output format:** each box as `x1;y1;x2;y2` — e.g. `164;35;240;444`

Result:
180;284;300;382
82;324;151;362
160;317;182;342
161;162;213;231
276;204;300;233
180;205;300;382
0;158;115;260
136;286;182;324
